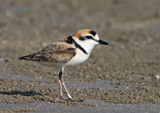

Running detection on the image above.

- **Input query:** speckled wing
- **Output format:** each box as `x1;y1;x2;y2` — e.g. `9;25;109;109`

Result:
19;42;76;63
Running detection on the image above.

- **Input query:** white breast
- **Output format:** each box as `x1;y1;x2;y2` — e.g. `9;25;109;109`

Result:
65;48;90;66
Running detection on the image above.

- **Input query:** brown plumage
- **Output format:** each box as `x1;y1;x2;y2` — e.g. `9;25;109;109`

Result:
74;29;90;39
19;41;76;63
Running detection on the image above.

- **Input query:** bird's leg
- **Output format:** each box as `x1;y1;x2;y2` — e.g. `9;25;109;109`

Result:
59;68;72;100
59;68;84;102
62;80;83;101
58;70;65;99
61;80;72;100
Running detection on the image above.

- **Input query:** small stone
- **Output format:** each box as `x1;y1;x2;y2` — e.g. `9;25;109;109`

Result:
155;75;160;80
0;58;5;62
42;42;47;47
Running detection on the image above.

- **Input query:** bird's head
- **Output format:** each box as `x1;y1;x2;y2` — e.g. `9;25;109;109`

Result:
72;29;109;53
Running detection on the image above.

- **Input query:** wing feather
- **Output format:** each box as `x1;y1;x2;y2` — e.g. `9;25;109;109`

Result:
19;42;76;63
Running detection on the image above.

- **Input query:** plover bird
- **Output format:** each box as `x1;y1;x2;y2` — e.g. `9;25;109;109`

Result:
19;29;109;101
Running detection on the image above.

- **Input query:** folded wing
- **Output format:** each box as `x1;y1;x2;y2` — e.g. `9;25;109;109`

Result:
19;42;76;63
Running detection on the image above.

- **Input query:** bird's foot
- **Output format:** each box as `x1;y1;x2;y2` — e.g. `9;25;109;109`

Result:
59;96;83;102
68;98;84;102
60;96;67;100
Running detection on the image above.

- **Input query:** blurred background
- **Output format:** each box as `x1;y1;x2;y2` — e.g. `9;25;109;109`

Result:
0;0;160;55
0;0;160;112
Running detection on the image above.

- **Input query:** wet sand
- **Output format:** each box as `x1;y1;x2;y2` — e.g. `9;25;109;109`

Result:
0;0;160;112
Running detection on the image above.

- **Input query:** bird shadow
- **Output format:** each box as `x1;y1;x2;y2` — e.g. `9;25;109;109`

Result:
0;90;42;96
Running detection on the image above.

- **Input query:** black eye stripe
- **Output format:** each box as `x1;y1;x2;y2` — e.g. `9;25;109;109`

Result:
79;35;98;42
86;35;98;42
86;36;92;39
79;36;93;41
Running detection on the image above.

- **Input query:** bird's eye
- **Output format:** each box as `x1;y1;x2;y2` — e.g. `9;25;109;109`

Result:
86;36;92;39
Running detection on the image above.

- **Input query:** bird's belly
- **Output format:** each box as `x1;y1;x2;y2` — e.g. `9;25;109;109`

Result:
39;49;90;67
65;49;90;66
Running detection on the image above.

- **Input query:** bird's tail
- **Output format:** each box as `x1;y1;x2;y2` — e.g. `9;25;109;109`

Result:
19;53;40;61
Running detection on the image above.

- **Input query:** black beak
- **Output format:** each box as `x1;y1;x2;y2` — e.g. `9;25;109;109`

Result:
99;39;109;45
